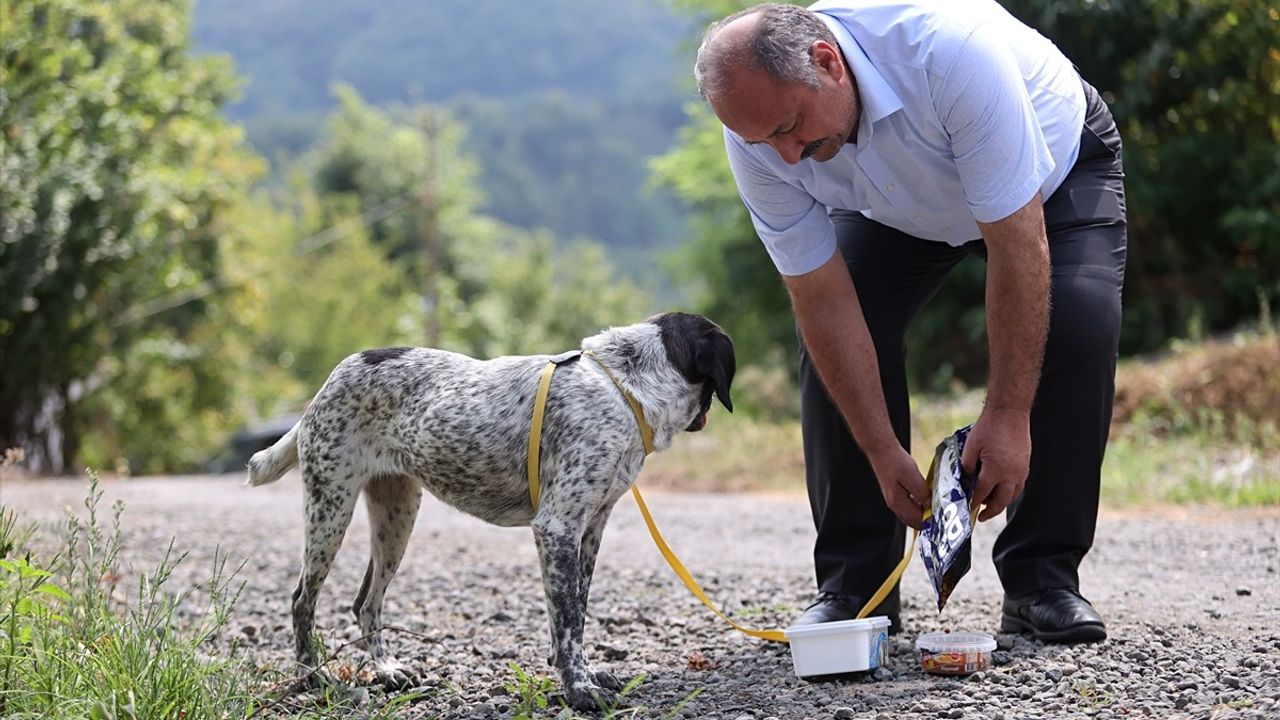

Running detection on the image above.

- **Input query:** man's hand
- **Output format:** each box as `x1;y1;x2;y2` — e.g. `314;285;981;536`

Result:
961;408;1031;521
870;445;930;530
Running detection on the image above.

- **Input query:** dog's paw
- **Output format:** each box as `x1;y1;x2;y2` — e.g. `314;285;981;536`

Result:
565;681;621;712
590;669;625;692
373;659;417;691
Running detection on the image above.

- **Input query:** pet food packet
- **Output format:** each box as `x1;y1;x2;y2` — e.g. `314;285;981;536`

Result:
917;425;977;612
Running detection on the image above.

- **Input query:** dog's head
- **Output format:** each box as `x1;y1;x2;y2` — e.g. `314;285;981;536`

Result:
649;312;735;432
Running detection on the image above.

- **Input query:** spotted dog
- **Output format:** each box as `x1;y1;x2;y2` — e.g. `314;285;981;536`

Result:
245;312;734;710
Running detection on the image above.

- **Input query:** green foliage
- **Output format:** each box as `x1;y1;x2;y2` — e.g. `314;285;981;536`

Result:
3;2;656;473
456;93;689;277
0;0;261;470
77;333;245;475
298;86;653;362
70;182;421;473
444;226;652;360
220;189;423;395
651;103;795;369
311;85;483;275
1002;0;1280;355
505;661;555;718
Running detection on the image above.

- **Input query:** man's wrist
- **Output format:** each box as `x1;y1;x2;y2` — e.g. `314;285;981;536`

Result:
863;436;905;468
979;402;1032;426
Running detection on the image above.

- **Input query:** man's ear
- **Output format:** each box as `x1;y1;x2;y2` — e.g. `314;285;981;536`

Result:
811;40;844;82
695;331;736;412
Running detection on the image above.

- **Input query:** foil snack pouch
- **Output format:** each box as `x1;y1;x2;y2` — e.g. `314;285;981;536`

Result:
918;426;977;612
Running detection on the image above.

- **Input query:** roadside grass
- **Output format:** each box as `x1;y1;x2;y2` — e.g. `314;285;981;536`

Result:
1104;424;1278;507
642;399;1278;508
0;469;258;719
643;330;1278;509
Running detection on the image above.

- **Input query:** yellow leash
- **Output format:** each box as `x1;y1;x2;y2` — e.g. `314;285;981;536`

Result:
526;354;916;644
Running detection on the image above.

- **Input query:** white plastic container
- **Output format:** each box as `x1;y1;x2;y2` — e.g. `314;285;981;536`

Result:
784;616;891;678
915;631;997;675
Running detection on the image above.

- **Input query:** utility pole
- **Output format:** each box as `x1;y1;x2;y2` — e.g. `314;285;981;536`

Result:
420;108;442;347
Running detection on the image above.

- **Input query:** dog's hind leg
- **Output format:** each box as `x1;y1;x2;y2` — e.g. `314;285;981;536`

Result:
352;473;422;690
292;462;361;687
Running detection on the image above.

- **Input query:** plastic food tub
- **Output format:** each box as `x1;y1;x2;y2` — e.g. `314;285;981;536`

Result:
784;616;891;678
915;631;997;675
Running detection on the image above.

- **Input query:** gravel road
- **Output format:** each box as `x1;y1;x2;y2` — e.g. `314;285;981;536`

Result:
3;474;1278;719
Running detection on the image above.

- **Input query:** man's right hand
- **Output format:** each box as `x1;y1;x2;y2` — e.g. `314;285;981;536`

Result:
871;446;929;530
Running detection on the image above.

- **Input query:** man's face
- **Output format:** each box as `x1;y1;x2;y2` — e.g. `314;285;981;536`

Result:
710;41;859;165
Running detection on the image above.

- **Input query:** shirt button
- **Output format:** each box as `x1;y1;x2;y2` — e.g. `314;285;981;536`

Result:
886;183;896;193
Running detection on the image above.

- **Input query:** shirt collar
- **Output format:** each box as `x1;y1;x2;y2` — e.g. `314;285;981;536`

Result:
813;9;903;142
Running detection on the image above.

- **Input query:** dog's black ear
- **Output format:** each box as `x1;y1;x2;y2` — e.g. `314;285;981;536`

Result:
695;330;735;412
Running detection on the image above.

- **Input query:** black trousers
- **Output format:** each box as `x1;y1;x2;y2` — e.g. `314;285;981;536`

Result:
799;81;1127;609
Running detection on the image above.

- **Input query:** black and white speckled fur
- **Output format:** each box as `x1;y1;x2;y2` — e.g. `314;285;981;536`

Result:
245;312;734;711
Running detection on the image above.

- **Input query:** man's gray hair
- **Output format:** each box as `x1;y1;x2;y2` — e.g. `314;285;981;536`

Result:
695;3;839;102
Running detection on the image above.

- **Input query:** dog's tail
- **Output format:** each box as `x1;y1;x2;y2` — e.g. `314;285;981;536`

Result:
245;423;300;487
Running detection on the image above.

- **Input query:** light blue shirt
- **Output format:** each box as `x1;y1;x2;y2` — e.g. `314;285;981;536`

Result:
724;0;1086;276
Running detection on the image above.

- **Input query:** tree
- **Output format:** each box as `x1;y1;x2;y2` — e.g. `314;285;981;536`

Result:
442;223;651;360
305;86;652;360
0;0;261;471
1003;0;1279;352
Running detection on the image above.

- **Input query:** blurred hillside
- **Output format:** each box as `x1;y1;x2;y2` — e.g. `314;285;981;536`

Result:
190;0;694;269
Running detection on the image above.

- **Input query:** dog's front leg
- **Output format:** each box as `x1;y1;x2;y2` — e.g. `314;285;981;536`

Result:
577;504;624;693
533;516;619;711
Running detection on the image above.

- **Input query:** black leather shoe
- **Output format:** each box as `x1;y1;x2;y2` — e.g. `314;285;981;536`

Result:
793;592;902;635
1001;588;1106;643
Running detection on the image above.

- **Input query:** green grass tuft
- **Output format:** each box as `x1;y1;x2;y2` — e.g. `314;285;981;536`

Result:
0;472;254;719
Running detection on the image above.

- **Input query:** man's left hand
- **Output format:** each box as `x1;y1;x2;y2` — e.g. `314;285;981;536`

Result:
961;408;1031;522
